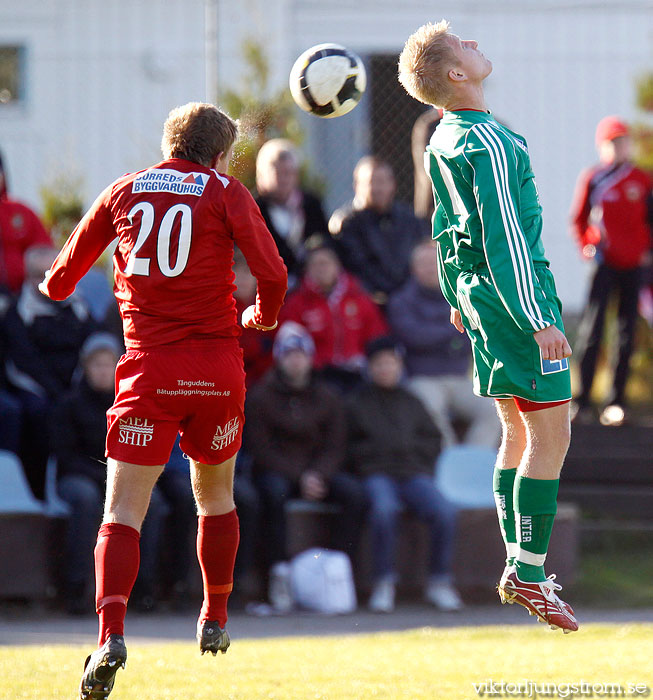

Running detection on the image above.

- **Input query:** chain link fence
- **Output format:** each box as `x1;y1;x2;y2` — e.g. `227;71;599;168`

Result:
302;52;435;221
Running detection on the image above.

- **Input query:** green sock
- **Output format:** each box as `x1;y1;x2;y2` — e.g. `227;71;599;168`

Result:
514;475;559;582
492;466;518;566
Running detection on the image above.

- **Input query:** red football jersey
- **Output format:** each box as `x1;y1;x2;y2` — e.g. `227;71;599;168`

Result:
42;158;288;348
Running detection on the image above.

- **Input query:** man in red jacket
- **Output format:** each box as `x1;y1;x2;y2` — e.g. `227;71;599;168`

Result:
0;151;51;293
40;102;287;699
570;116;652;426
279;237;387;392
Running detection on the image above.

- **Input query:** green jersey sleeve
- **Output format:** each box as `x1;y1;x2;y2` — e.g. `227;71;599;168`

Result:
436;239;459;310
432;199;459;310
463;124;555;333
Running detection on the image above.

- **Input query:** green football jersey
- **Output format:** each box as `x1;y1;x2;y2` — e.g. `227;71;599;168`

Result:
426;109;557;334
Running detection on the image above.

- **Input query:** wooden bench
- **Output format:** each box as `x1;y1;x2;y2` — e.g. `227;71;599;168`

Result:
285;499;579;597
559;421;653;521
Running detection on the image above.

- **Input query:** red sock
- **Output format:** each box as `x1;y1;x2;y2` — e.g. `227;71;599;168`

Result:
94;522;140;646
197;509;240;627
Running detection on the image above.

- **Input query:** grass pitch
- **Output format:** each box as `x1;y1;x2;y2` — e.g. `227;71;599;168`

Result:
2;623;652;700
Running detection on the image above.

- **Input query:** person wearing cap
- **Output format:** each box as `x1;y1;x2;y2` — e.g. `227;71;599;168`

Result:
51;333;167;615
0;150;52;295
570;116;653;426
346;335;462;613
245;321;367;612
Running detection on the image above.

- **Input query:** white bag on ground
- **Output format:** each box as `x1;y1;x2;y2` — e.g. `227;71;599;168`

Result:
289;548;357;614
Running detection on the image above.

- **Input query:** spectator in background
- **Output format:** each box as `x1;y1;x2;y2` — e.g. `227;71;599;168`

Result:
254;139;329;287
18;244;97;500
76;262;115;324
329;156;428;305
346;337;462;614
0;287;61;499
388;240;500;448
51;333;167;614
0;150;52;295
245;322;367;612
279;236;388;392
10;246;96;499
570;116;653;426
233;248;274;387
0;292;24;456
17;245;96;391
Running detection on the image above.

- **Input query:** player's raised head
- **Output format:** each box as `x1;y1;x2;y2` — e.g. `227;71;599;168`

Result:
398;20;458;108
161;102;238;168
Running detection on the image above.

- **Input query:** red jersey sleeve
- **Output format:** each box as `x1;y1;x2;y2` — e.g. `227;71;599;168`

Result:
41;185;117;300
223;181;288;328
569;167;595;250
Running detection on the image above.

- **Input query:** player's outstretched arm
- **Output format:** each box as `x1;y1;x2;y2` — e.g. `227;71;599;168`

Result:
39;186;116;301
465;128;556;334
226;182;288;329
533;325;572;361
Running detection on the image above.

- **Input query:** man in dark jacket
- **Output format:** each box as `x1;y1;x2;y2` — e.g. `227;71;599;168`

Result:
0;287;63;499
9;245;96;500
18;245;96;391
52;333;167;614
387;240;499;447
245;321;366;611
328;156;428;305
254;139;329;287
347;336;461;613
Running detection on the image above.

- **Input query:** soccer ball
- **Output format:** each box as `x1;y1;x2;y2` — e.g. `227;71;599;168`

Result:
289;43;366;119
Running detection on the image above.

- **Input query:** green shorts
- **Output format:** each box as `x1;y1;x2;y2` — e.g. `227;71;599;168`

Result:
456;266;572;403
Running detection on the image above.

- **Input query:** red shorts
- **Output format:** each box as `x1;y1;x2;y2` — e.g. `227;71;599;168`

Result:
509;397;570;413
106;339;245;466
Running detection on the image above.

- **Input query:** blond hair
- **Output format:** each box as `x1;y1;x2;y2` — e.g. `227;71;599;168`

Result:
398;20;458;108
161;102;238;167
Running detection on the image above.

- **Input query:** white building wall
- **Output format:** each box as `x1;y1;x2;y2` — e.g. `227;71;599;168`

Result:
1;0;652;309
1;0;206;209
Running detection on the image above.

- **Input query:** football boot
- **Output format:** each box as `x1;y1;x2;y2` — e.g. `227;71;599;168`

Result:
197;620;230;655
79;634;127;700
498;567;578;633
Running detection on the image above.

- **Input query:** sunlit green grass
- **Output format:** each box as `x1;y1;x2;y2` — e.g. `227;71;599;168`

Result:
2;624;652;699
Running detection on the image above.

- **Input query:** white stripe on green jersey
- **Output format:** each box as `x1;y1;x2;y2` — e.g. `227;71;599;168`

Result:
425;110;556;334
472;123;546;330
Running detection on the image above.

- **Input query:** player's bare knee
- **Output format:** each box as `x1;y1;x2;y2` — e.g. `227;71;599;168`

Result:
526;419;570;465
190;456;236;515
